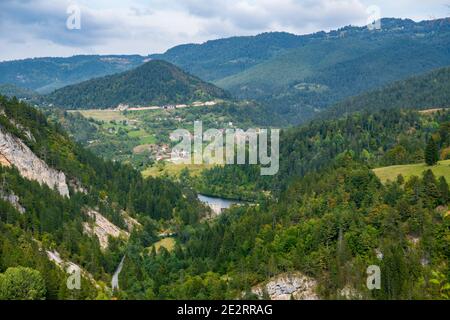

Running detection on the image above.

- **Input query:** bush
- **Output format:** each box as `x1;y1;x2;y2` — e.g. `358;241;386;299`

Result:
0;267;46;300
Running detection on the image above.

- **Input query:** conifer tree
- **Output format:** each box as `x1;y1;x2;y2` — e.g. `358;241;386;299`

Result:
438;176;450;204
425;138;439;166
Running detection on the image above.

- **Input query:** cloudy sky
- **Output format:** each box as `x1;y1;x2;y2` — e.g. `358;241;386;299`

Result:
0;0;448;61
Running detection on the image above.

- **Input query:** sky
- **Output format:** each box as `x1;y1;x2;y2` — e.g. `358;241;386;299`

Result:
0;0;449;61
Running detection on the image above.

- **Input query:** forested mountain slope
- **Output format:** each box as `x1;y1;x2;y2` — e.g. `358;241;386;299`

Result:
215;18;450;124
195;108;450;200
0;96;206;299
45;60;230;109
320;66;450;120
150;32;306;81
119;108;450;300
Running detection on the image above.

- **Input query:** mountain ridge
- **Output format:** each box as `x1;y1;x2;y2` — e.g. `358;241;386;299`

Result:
2;17;448;98
0;55;147;93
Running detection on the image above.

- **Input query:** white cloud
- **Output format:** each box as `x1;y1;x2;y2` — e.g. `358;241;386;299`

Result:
0;0;448;61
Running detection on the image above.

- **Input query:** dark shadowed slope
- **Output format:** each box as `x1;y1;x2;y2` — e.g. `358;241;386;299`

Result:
320;66;450;120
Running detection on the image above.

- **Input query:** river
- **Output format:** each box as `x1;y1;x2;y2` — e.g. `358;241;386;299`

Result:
197;194;242;216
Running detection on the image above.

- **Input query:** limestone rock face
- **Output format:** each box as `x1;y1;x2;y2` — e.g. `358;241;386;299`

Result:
0;127;70;197
252;272;319;300
83;210;129;249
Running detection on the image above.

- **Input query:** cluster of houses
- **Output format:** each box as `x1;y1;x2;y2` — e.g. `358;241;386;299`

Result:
133;143;172;162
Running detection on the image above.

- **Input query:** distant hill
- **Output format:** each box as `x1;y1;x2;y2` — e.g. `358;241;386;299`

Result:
0;84;39;100
148;17;450;124
45;60;230;109
321;66;450;120
214;18;450;124
0;55;147;93
150;32;306;82
2;18;450;124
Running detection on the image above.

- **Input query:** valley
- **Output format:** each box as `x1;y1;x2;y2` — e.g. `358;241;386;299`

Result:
0;13;450;303
56;99;259;171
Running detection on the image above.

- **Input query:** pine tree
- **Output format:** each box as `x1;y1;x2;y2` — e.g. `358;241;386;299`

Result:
425;138;439;166
422;170;441;208
438;176;450;204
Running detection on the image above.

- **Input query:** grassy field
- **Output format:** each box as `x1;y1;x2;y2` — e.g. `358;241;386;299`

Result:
418;108;448;115
153;237;176;253
142;162;216;178
373;160;450;183
71;109;127;122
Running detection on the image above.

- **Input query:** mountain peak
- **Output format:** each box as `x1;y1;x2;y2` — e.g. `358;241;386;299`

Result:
46;59;230;109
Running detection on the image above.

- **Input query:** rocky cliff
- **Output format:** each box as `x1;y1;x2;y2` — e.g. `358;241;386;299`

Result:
0;127;70;197
252;272;319;300
83;210;129;249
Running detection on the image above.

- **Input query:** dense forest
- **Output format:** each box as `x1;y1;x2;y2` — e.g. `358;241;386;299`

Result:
118;109;450;299
193;109;450;200
0;96;207;299
2;18;449;126
0;84;39;101
322;67;450;120
121;162;450;299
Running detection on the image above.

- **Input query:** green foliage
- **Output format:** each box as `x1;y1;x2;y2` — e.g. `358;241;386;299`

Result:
0;267;46;300
114;108;450;300
425;138;439;166
120;159;450;300
325;66;450;120
202;109;450;197
0;96;206;299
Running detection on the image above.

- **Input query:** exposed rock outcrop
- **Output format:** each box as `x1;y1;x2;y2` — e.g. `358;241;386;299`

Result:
83;210;129;249
252;272;319;300
0;153;11;167
46;249;100;289
0;127;70;197
0;190;25;213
